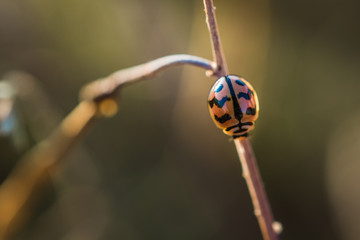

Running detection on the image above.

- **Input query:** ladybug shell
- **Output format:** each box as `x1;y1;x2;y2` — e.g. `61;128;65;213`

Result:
208;75;259;138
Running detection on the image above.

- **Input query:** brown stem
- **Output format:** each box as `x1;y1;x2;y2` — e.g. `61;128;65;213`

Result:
203;0;279;239
234;138;279;240
80;54;215;101
203;0;228;77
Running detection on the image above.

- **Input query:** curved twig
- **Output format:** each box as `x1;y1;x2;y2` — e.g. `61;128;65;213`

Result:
80;54;215;101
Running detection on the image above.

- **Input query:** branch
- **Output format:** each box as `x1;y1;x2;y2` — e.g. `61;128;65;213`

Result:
0;54;215;239
234;138;280;240
80;54;215;101
203;0;228;77
202;1;280;239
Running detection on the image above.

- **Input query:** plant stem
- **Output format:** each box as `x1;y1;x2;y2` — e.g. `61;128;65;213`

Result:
80;54;215;101
234;138;279;240
203;0;279;239
203;0;228;77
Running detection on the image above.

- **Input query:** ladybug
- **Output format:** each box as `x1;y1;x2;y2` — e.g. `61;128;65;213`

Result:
208;75;259;138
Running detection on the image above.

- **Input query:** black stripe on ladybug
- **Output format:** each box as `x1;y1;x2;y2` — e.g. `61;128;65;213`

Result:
208;96;230;108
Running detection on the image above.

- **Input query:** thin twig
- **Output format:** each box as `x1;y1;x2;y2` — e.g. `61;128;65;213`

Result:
203;0;279;239
80;54;215;101
203;0;228;77
234;138;279;240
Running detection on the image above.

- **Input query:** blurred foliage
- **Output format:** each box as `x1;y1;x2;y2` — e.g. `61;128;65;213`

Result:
1;0;360;239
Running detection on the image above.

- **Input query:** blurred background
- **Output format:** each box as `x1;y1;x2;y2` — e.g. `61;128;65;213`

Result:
1;0;360;239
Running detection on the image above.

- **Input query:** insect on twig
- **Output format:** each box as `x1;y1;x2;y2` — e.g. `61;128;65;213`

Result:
0;1;280;239
203;0;280;239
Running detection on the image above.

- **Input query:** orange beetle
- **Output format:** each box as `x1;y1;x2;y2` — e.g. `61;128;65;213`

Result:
208;75;259;138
